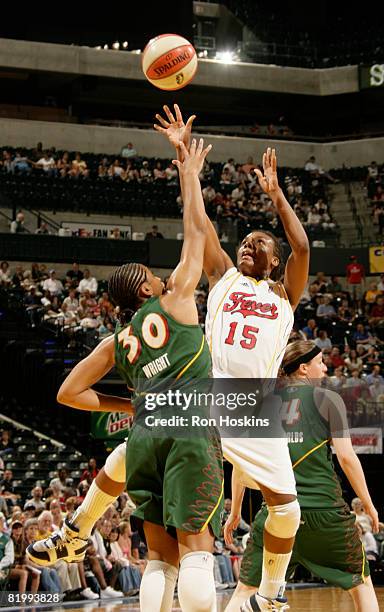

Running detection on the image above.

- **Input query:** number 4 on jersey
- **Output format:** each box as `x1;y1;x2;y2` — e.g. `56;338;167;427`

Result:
224;322;259;349
281;398;301;426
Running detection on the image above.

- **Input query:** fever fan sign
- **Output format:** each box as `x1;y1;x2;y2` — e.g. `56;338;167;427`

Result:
369;246;384;273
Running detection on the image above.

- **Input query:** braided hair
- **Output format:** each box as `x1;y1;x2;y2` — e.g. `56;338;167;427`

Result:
108;263;147;324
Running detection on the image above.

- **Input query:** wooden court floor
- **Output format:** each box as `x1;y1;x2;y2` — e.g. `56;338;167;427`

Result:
32;586;384;611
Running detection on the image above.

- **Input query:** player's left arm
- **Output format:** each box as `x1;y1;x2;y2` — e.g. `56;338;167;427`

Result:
315;387;379;532
223;468;246;546
57;335;134;414
255;148;310;310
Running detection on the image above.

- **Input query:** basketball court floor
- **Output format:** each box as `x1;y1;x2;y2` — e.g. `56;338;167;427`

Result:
2;586;383;611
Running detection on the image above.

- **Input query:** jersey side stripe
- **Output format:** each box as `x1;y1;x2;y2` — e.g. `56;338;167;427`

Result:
292;438;331;470
175;335;206;380
200;478;224;533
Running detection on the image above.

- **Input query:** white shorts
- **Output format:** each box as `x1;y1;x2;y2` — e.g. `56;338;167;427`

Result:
222;437;297;496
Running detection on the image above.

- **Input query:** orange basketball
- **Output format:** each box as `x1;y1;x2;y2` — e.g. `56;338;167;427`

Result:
142;34;197;91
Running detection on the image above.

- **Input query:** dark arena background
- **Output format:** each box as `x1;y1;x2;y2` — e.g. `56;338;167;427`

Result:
0;2;384;610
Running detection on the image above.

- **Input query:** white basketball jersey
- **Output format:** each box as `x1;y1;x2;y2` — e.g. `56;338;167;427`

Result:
206;267;294;378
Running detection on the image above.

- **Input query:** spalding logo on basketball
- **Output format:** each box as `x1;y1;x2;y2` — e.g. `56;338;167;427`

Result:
142;34;198;91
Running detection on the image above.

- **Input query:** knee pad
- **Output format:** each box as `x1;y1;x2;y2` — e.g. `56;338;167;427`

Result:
104;441;126;482
265;499;300;539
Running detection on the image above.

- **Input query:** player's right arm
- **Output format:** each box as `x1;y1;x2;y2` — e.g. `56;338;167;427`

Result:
57;335;134;414
316;387;379;532
154;104;233;290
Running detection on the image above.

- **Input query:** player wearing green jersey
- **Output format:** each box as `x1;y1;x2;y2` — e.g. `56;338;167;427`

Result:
224;340;379;612
28;138;224;612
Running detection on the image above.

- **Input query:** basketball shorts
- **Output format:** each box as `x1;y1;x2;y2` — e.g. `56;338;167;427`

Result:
240;505;369;591
125;422;224;538
222;437;297;496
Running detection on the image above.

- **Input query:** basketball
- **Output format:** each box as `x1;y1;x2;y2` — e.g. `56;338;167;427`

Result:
142;34;197;91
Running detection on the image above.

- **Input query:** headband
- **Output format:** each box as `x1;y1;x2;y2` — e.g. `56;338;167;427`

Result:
283;345;321;375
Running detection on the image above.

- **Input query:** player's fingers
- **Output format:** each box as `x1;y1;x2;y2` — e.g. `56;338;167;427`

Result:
196;138;204;155
155;114;169;128
267;146;271;166
255;168;263;182
272;148;277;172
262;152;267;172
185;114;196;130
153;124;166;133
178;141;189;157
202;144;212;159
190;137;197;155
172;159;181;169
163;105;176;124
174;104;183;125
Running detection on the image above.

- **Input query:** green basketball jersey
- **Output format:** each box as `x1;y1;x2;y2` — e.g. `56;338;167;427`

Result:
279;384;345;509
114;296;211;416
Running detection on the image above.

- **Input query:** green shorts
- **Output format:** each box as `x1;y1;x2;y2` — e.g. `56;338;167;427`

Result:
240;506;369;591
125;423;224;538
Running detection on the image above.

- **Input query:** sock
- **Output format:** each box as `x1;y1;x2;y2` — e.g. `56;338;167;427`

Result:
178;551;217;612
139;560;178;612
69;480;118;539
258;548;290;600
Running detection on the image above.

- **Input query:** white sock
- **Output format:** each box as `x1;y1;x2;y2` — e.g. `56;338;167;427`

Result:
178;551;217;612
258;548;290;600
139;560;178;612
69;480;119;539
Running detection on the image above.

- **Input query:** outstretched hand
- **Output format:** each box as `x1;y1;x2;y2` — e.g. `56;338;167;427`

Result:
255;147;281;202
154;104;196;158
172;138;212;176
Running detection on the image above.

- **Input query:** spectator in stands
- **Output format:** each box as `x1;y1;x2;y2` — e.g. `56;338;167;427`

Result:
145;225;164;240
153;161;166;180
328;366;346;389
202;184;216;205
346;255;365;299
351;497;374;532
124;161;140;182
50;500;64;530
364;282;382;309
98;157;110;178
344;349;363;373
66;262;83;288
10;520;40;593
30;142;43;163
304;155;337;183
139;160;152;182
345;369;362;387
57;151;71;178
13;150;31;175
0;431;12;455
301;318;317;339
365;364;384;386
0;470;20;510
327;275;343;295
0;261;11;286
369;295;384;329
34;150;57;177
164;161;177;184
314;329;332;350
10;212;27;234
329;346;345;369
24;487;45;513
35;222;50;235
0;513;14;589
120;143;137;159
81;458;99;485
69;152;89;179
316;295;337;320
78;269;98;297
42;270;64;297
353;323;374;348
109;159;125;180
50;468;72;494
84;538;123;599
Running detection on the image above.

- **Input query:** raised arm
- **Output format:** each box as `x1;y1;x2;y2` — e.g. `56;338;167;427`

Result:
57;335;134;414
161;138;212;324
154;104;233;290
255;148;310;310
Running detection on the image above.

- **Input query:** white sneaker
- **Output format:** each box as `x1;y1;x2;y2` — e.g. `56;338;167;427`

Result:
100;586;124;599
81;587;99;600
241;593;289;611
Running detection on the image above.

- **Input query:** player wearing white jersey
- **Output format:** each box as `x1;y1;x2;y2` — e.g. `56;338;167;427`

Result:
153;105;309;612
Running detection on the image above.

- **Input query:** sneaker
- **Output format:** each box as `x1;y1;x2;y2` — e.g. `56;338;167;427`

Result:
100;586;124;599
26;518;88;566
241;593;289;611
81;587;99;600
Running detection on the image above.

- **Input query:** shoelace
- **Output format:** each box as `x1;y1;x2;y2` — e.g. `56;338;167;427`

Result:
46;532;67;551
